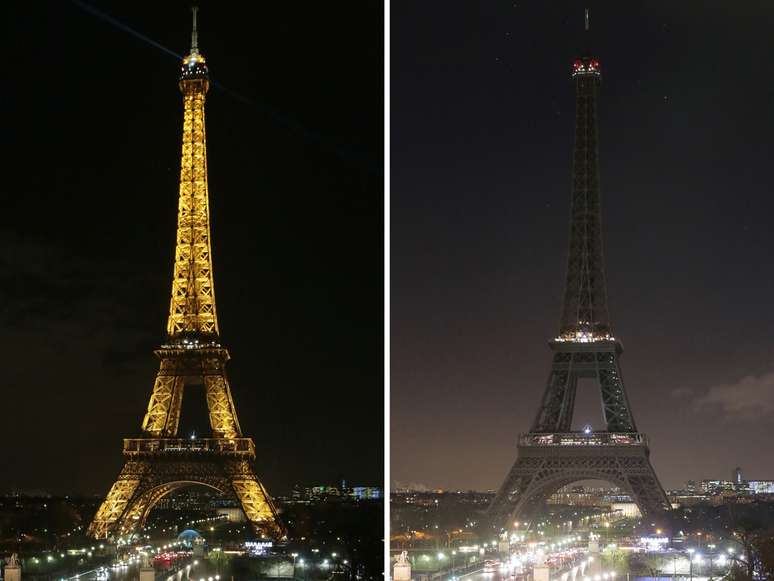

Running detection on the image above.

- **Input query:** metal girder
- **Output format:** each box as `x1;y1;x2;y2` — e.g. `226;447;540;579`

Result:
230;463;285;540
87;460;148;539
88;479;141;539
205;373;242;439
597;350;636;432
141;358;185;436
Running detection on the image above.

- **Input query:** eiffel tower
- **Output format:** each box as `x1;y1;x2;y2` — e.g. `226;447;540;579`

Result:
487;14;670;531
88;9;284;541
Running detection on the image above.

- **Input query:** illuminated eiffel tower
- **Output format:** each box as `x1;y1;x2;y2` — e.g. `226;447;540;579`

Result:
487;13;670;531
88;9;284;540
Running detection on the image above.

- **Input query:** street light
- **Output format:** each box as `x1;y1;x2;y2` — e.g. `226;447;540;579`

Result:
716;554;728;571
686;549;697;581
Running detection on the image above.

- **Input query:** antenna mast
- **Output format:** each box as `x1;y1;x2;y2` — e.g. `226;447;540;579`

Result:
191;6;199;54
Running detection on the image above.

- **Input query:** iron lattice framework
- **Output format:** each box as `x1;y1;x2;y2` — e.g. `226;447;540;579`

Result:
487;52;670;531
167;46;218;340
88;10;284;541
559;56;609;343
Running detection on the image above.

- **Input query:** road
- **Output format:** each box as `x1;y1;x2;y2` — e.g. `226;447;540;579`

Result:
61;557;228;580
439;543;592;581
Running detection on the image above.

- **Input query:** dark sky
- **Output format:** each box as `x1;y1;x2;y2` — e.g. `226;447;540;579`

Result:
392;1;774;491
0;1;382;495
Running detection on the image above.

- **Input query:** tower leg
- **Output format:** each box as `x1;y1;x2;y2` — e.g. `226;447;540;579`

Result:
533;352;575;432
205;374;242;438
87;461;147;539
226;459;285;538
141;359;185;436
596;352;635;432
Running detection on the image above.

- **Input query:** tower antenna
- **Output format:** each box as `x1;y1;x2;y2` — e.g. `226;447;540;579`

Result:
585;8;590;32
583;7;592;55
191;5;199;54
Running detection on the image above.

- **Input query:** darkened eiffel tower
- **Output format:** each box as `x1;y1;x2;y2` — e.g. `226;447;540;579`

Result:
88;9;284;540
487;12;670;531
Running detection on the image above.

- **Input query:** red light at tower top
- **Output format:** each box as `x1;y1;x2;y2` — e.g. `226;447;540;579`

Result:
572;56;601;77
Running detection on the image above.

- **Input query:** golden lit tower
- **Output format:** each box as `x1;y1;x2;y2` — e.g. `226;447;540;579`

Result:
166;5;218;342
88;8;285;540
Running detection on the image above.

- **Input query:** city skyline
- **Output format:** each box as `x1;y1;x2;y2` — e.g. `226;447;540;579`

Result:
392;1;774;491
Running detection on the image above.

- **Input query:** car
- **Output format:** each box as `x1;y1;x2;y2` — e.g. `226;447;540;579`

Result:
483;560;498;573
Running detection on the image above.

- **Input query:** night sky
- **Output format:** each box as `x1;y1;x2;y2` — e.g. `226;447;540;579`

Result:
1;1;382;495
392;1;774;491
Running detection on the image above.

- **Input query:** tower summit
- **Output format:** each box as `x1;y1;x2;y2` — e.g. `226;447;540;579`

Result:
88;9;284;541
180;6;209;86
487;11;670;531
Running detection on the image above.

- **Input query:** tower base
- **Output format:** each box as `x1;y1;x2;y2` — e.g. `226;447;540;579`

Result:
488;432;670;530
88;438;283;540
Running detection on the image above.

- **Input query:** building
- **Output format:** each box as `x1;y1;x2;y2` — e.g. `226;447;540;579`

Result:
351;487;382;500
747;481;774;494
610;502;641;518
669;468;774;507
